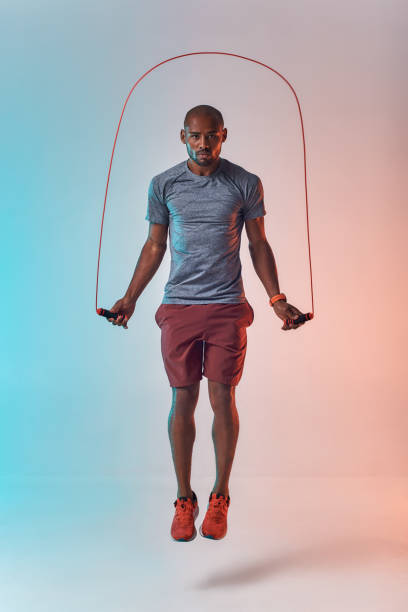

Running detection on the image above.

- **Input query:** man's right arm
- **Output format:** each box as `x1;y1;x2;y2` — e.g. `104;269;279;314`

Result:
124;222;169;303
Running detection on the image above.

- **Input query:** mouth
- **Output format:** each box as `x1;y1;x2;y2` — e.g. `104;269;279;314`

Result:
198;153;210;158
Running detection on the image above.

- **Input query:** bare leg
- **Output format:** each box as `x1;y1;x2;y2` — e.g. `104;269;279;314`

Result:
207;380;239;497
168;382;200;498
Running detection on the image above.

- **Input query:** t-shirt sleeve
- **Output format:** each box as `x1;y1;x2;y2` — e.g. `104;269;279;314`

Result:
145;176;169;225
242;175;267;220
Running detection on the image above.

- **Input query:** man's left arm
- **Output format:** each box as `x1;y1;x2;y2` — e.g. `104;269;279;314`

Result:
245;217;306;330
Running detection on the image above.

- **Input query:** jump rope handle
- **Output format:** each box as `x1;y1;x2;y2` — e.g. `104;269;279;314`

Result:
284;312;314;326
97;306;313;327
97;308;119;320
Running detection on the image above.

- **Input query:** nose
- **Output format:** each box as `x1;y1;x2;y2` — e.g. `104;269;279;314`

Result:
198;136;210;149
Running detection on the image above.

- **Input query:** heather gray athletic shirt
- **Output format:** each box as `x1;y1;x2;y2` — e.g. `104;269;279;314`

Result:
145;157;266;304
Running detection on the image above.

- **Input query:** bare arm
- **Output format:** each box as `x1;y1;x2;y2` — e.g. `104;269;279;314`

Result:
106;222;168;328
245;217;280;298
125;222;169;303
245;216;305;330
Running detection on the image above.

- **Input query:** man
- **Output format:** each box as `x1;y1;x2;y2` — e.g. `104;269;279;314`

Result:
107;104;305;542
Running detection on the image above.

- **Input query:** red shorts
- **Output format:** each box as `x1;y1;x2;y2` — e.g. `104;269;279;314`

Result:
154;300;255;388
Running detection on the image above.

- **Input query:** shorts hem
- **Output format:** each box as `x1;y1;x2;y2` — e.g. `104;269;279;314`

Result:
203;372;242;386
168;375;203;388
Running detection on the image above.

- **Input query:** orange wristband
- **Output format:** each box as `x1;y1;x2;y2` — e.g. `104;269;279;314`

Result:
269;293;287;307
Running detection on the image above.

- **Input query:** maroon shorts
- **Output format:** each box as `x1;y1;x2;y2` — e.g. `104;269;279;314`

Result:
154;300;255;388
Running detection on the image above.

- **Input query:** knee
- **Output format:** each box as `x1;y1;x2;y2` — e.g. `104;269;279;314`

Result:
208;380;235;412
172;382;200;413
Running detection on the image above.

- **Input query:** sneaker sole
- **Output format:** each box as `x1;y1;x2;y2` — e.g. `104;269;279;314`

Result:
199;523;226;540
171;504;199;542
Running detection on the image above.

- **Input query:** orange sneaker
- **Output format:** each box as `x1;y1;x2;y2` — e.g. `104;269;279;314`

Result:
170;491;199;542
199;492;230;540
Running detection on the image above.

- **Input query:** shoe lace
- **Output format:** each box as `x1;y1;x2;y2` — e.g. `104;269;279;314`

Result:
207;494;229;521
174;498;194;525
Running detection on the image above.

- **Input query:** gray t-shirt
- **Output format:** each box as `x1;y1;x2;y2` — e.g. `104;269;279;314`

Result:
145;157;266;304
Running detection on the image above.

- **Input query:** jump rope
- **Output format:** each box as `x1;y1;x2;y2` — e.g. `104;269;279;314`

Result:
96;51;314;328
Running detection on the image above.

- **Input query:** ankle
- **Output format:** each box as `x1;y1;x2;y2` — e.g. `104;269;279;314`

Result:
177;488;194;499
212;488;229;497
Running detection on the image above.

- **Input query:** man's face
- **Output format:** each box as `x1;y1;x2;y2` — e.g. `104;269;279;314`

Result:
180;114;227;166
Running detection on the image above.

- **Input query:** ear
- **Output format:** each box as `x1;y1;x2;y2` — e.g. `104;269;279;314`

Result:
180;129;186;143
222;128;227;141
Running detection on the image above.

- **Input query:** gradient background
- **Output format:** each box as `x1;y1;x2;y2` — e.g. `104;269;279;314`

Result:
1;0;407;610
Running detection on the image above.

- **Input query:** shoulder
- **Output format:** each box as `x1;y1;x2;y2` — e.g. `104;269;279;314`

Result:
221;158;261;186
148;161;186;204
150;160;186;188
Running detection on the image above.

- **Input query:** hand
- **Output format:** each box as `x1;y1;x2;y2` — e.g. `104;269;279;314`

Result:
107;296;136;329
272;300;305;331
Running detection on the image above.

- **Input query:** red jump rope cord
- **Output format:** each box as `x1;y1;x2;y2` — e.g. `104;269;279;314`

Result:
96;51;314;318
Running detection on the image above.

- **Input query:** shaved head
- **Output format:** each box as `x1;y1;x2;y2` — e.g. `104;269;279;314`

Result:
184;105;224;130
180;105;227;175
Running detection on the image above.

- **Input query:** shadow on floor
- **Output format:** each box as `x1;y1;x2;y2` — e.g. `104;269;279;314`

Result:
194;535;408;589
